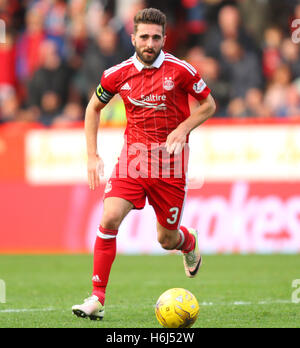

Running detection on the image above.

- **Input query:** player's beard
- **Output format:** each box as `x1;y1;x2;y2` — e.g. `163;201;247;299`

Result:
135;46;162;66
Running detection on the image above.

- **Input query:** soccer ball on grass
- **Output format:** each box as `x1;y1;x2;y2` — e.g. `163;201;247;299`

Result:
155;288;199;328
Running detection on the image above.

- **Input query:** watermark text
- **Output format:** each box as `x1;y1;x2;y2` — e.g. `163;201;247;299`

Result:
291;19;300;44
106;140;205;190
0;279;6;303
0;19;6;43
291;279;300;304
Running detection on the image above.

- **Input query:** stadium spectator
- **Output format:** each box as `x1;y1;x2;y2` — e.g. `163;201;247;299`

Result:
16;6;46;82
27;39;72;125
264;64;294;117
0;87;19;123
0;0;300;123
237;0;271;46
264;81;300;119
244;88;271;118
0;30;17;91
203;4;258;60
283;84;300;118
220;38;263;99
262;26;283;80
201;56;230;117
0;0;23;32
43;0;67;38
185;47;231;117
280;38;300;80
75;25;125;102
114;0;146;58
42;0;68;57
84;0;107;39
293;2;300;28
180;0;207;47
185;45;206;73
51;101;84;126
147;0;193;51
68;0;87;20
64;11;87;71
226;97;248;119
0;29;18;123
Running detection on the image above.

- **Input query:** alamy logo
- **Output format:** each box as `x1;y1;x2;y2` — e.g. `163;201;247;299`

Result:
291;19;300;44
104;180;112;194
291;279;300;304
0;19;6;43
0;279;6;303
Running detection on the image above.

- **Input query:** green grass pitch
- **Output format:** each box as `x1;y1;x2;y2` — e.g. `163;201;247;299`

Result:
0;254;300;328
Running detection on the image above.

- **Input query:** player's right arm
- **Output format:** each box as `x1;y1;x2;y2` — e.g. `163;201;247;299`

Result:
85;93;106;191
86;68;118;190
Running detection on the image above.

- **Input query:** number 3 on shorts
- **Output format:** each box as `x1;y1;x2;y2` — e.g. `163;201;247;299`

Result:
167;207;180;225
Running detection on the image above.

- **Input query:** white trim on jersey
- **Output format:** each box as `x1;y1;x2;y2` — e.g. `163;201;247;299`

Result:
132;50;165;71
164;53;197;76
165;53;197;73
104;58;134;78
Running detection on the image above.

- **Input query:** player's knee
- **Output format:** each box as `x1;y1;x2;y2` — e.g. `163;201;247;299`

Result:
101;210;123;230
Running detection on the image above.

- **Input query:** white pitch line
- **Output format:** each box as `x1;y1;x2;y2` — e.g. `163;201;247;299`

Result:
0;308;55;313
199;299;293;306
0;300;295;314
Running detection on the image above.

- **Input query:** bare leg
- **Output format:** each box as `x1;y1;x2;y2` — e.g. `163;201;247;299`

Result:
100;197;134;230
156;220;181;250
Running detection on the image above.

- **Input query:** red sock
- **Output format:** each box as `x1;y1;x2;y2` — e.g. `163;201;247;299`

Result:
176;226;195;254
92;226;118;305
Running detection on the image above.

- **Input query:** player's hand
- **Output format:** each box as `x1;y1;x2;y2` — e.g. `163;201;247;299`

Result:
87;154;104;191
165;126;188;155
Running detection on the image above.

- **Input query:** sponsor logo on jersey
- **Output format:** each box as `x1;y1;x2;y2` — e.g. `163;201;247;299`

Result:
193;78;206;94
128;94;167;110
163;77;175;91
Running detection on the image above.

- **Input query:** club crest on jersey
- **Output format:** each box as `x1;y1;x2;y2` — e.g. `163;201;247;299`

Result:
193;78;206;94
163;77;174;91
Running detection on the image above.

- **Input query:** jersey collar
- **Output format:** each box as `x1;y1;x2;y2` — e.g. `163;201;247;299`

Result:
133;50;165;71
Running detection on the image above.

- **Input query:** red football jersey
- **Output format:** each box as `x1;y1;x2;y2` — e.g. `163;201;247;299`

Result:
96;51;211;179
97;50;210;146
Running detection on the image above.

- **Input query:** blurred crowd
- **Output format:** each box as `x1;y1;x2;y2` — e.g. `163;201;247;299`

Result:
0;0;300;126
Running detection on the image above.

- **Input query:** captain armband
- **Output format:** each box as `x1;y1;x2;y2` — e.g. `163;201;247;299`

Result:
95;84;115;104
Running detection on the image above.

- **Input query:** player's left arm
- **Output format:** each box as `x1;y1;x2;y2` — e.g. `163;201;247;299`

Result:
166;94;216;154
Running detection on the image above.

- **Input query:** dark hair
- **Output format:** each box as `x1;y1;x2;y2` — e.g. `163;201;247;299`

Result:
134;8;167;35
